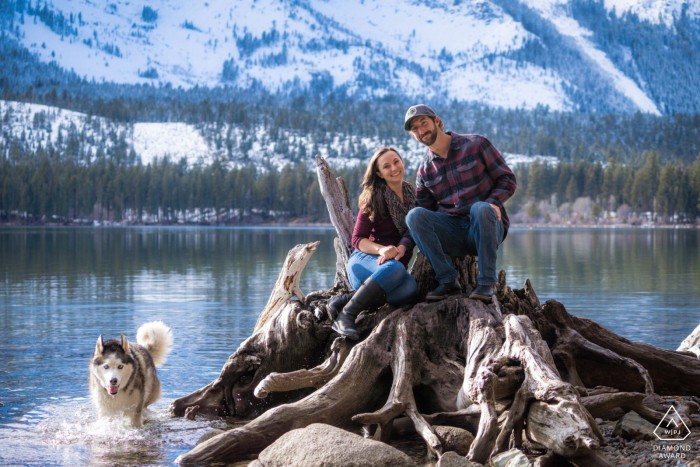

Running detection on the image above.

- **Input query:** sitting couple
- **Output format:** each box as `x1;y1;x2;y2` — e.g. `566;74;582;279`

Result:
332;105;518;340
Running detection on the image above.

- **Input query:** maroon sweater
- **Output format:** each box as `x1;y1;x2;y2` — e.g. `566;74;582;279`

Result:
351;203;416;269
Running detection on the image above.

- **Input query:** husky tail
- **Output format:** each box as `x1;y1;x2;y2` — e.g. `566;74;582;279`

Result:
136;321;173;367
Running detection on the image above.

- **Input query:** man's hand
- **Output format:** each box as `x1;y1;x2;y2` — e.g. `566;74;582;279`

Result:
488;203;501;221
377;245;399;265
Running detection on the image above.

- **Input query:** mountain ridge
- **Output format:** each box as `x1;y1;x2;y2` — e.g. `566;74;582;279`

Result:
5;0;699;114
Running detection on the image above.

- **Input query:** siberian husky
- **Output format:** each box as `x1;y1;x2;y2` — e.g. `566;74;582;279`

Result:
89;321;173;426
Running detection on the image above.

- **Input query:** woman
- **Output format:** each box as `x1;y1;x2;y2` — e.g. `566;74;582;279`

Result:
332;147;418;340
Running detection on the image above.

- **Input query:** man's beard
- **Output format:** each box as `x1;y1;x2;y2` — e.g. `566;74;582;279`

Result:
418;128;438;147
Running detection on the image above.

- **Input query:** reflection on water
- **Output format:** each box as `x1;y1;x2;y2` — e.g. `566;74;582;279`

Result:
0;226;698;466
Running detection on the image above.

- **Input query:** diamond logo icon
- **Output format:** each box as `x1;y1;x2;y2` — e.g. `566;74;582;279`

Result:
654;405;691;441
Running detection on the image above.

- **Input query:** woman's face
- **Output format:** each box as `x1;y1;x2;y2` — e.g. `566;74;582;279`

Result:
375;151;404;185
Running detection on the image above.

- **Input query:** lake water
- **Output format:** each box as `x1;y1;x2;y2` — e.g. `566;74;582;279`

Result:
0;226;698;466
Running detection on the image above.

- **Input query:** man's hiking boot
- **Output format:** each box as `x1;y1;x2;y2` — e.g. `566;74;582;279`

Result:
469;284;496;303
425;278;462;301
328;292;355;320
332;278;385;340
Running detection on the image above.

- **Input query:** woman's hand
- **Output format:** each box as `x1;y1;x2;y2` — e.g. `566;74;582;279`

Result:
377;245;399;264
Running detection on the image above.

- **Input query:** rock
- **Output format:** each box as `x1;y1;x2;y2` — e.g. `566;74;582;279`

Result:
437;451;483;467
434;425;475;456
196;428;225;445
248;461;263;467
613;411;657;441
0;402;3;407
255;423;414;467
492;448;532;467
601;407;626;421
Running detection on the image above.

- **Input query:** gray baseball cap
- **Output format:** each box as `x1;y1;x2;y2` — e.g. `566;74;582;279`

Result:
404;104;437;131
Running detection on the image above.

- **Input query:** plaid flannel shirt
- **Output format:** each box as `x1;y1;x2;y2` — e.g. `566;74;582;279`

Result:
415;132;517;238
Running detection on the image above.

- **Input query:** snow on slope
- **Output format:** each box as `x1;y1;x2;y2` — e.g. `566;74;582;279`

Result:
0;100;215;165
308;0;570;110
522;0;661;115
0;100;124;153
13;0;673;114
603;0;700;24
2;100;543;172
16;0;571;111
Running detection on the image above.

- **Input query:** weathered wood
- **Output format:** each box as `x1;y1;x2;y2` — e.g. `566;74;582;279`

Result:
551;326;654;395
333;237;352;292
410;253;478;300
353;321;443;456
532;299;700;395
316;156;355;289
678;322;700;357
176;298;469;464
254;241;320;332
253;337;352;398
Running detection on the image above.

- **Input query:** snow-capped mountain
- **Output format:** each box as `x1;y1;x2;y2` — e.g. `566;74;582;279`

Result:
10;0;699;114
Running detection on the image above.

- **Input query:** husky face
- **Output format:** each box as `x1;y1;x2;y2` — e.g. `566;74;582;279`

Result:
91;334;135;398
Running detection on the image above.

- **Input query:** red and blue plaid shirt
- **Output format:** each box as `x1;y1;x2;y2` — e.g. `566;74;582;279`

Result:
416;132;517;237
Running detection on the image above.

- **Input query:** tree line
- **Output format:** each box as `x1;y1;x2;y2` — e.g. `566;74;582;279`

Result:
2;143;699;224
509;152;700;223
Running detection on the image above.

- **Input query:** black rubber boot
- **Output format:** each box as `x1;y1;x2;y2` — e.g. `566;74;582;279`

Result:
332;278;386;340
328;292;356;320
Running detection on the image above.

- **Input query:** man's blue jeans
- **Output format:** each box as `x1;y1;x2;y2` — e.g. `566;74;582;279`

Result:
405;202;505;286
347;250;417;305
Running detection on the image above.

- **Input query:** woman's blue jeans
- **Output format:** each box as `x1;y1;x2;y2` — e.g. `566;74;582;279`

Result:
347;250;418;306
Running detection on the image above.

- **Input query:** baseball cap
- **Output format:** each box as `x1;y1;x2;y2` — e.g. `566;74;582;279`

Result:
404;104;437;131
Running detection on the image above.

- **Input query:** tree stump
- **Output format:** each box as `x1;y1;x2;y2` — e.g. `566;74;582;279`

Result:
170;157;700;465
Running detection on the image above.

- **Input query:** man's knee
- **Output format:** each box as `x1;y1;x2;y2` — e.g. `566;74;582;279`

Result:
471;202;497;223
406;207;432;231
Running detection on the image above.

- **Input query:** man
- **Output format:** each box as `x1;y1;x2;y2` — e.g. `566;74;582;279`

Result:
404;104;517;303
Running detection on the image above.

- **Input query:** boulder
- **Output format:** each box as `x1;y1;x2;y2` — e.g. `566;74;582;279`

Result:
612;411;657;441
255;423;414;467
437;451;483;467
492;448;532;467
434;425;475;456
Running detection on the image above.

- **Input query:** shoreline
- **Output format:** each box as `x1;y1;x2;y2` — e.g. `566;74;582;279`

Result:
0;222;698;229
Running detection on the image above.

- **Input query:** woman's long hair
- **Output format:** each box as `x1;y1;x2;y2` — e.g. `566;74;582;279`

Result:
358;147;403;222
